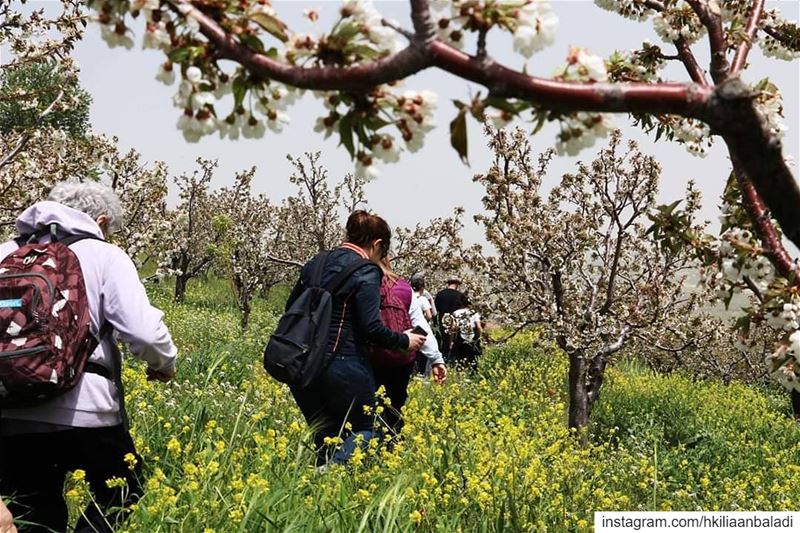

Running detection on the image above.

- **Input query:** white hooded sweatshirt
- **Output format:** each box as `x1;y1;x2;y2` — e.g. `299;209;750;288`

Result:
0;201;177;428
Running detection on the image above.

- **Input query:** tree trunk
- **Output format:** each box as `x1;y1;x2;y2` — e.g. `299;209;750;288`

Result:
239;296;251;331
175;275;188;303
567;350;591;434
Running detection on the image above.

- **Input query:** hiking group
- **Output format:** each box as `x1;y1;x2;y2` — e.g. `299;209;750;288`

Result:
0;183;485;532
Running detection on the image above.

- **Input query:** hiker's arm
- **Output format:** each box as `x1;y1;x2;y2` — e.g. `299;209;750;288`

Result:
353;268;409;350
102;249;177;373
409;297;444;366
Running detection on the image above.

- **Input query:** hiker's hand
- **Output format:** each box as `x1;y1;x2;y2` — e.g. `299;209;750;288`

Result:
404;331;426;352
0;500;17;533
146;366;175;383
431;364;447;384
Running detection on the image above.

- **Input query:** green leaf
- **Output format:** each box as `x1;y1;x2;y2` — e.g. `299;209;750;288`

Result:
336;22;361;40
251;12;289;43
339;113;356;159
239;34;266;53
354;120;371;147
450;109;469;165
532;110;547;135
452;99;466;111
232;75;248;108
346;44;381;60
485;96;530;115
168;47;191;64
365;115;391;130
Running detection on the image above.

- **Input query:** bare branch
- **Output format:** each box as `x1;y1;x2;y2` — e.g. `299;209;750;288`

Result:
731;0;766;73
0;89;65;170
685;0;730;83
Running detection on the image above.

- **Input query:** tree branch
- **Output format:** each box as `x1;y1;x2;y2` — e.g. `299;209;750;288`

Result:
731;0;765;73
673;37;709;86
732;163;799;281
170;0;800;253
685;0;730;83
0;89;65;170
265;253;303;268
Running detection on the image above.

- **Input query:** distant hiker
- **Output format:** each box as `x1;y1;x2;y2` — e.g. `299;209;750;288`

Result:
448;294;483;373
280;211;425;466
409;273;436;376
434;278;466;362
369;259;446;436
0;182;178;533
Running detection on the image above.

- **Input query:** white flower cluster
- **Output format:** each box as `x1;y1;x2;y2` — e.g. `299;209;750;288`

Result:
429;0;557;58
717;228;775;294
172;64;298;142
755;89;788;140
341;0;400;53
653;7;705;44
765;335;800;392
552;48;612;156
760;35;800;61
556;113;613;156
99;23;134;50
673;118;712;158
435;17;465;49
556;47;608;82
511;1;559;58
396;90;437;153
594;0;652;22
143;21;171;51
758;12;800;61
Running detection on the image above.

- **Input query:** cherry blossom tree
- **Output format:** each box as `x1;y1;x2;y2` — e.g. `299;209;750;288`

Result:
474;128;708;430
212;169;291;329
161;158;226;302
90;0;798;244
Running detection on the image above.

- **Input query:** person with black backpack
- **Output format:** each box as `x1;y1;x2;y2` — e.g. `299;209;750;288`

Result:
0;182;178;533
266;211;425;467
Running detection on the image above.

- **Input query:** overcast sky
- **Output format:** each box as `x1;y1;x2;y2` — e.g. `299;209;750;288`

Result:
38;0;800;242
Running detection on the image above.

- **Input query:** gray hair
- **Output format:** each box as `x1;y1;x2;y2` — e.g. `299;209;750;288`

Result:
47;181;124;234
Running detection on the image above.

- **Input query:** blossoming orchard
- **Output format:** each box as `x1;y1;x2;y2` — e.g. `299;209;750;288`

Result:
5;0;800;527
73;0;800;407
0;0;800;470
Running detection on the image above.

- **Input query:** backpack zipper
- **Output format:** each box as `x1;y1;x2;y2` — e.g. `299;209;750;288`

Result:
0;272;55;307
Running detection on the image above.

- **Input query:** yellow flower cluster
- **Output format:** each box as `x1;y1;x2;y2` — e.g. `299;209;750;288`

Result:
109;282;800;531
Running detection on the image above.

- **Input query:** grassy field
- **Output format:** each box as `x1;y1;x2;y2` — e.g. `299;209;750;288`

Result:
65;278;800;532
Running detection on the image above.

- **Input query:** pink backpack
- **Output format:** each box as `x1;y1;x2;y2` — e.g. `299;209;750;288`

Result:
369;277;416;368
0;229;108;407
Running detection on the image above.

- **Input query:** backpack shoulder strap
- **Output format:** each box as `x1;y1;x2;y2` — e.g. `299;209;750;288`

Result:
307;251;330;288
326;258;377;295
60;234;106;247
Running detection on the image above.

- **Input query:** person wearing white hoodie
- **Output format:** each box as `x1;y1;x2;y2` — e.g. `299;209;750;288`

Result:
0;182;177;533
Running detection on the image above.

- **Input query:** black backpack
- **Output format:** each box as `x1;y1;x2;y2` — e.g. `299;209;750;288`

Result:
263;251;373;389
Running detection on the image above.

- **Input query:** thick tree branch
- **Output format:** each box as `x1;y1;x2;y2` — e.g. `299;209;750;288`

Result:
732;164;799;281
673;37;709;86
172;0;800;253
706;78;800;252
428;42;712;114
685;0;730;83
731;0;765;73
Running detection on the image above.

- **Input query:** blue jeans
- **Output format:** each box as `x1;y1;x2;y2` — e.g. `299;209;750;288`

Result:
291;354;378;465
